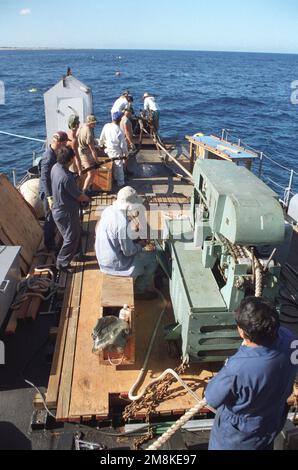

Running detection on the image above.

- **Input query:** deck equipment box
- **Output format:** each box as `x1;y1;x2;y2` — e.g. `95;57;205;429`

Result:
0;246;21;327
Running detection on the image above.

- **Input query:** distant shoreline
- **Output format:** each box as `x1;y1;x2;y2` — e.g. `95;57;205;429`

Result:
0;47;297;55
0;47;65;51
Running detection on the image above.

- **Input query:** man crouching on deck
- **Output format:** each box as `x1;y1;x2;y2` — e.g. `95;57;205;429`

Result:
95;187;158;301
205;297;298;451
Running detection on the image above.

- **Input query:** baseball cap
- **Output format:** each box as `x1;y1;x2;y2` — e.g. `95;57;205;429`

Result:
53;131;70;143
112;111;123;121
87;114;98;125
68;114;80;129
122;90;130;96
143;92;150;99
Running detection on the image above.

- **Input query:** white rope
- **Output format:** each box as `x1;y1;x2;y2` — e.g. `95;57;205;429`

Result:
147;399;208;451
0;130;45;143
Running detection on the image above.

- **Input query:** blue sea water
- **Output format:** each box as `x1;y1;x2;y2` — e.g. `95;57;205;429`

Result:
0;49;297;194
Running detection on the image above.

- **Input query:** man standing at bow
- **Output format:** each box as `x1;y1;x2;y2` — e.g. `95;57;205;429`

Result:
99;112;128;188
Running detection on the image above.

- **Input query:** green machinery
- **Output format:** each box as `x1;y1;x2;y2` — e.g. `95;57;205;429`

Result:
161;160;285;363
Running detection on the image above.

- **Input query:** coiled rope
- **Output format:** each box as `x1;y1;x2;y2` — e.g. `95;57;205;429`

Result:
11;267;59;311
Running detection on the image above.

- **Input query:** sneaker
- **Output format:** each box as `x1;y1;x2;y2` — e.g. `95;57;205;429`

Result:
135;291;158;301
72;254;93;263
57;265;75;274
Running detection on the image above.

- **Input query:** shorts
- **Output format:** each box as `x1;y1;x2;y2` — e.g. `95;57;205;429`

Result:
79;151;94;169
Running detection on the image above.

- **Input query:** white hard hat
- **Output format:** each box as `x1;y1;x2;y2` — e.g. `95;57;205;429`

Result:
143;92;150;99
114;186;142;211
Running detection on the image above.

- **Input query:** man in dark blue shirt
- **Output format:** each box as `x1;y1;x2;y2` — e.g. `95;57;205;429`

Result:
39;132;70;250
205;297;298;451
51;147;90;272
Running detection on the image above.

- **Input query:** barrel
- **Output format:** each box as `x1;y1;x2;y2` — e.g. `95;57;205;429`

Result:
19;178;44;219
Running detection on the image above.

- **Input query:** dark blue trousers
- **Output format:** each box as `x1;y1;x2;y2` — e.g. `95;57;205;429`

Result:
40;193;56;250
53;210;81;269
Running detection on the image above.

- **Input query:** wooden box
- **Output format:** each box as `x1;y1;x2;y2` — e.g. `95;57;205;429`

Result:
92;158;113;192
99;274;136;367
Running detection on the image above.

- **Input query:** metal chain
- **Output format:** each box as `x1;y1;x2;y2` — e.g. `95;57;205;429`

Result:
123;364;187;422
220;235;265;298
133;427;155;451
123;364;187;449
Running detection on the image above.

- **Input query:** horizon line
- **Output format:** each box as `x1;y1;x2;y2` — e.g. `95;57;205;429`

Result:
0;46;298;55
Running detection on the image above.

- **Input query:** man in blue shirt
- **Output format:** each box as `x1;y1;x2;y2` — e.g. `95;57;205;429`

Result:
39;131;70;250
95;186;158;300
51;147;90;272
205;297;298;451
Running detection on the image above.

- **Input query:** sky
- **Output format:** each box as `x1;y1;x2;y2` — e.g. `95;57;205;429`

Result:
0;0;298;53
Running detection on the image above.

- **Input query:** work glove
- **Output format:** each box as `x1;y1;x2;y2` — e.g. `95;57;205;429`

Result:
47;196;54;211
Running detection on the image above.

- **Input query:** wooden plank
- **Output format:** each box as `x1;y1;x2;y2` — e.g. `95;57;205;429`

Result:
46;275;75;408
68;202;216;420
0;174;43;267
26;256;54;321
101;275;134;308
55;212;90;420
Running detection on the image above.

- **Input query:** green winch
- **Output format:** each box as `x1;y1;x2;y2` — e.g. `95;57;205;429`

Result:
160;160;285;363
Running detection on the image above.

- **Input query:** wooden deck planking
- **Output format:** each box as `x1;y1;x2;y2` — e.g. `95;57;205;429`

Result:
66;203;215;421
55;212;91;419
46;273;75;408
101;275;134;308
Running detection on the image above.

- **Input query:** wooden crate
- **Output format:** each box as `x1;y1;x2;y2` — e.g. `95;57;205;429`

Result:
99;274;136;366
92;158;113;192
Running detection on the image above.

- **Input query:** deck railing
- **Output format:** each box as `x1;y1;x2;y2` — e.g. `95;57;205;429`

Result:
221;129;298;209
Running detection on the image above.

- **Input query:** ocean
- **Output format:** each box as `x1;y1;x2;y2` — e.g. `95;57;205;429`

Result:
0;49;297;196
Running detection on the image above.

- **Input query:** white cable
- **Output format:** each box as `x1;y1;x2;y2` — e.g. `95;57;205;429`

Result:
0;130;45;143
24;380;56;419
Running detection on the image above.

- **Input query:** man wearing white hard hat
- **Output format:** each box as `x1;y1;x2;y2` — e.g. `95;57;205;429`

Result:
95;186;158;300
99;111;128;188
143;92;160;131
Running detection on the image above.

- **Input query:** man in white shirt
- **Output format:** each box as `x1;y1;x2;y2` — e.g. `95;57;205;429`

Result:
120;106;135;151
143;93;160;131
99;112;128;187
111;90;130;120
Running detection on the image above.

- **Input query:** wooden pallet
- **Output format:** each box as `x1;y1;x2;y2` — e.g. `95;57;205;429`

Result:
100;274;136;366
46;199;217;422
0;174;43;275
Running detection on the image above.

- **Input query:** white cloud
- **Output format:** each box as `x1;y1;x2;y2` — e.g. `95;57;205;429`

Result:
20;8;31;16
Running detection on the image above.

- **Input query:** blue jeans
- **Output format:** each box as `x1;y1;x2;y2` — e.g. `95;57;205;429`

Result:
131;251;157;294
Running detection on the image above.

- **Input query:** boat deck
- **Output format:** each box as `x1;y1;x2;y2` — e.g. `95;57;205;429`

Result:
46;144;218;422
0;139;297;448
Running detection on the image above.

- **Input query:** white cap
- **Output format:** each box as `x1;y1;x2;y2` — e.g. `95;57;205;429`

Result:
113;186;142;211
143;92;150;99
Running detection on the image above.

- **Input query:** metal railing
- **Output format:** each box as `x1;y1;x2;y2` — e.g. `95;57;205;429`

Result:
221;129;298;209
